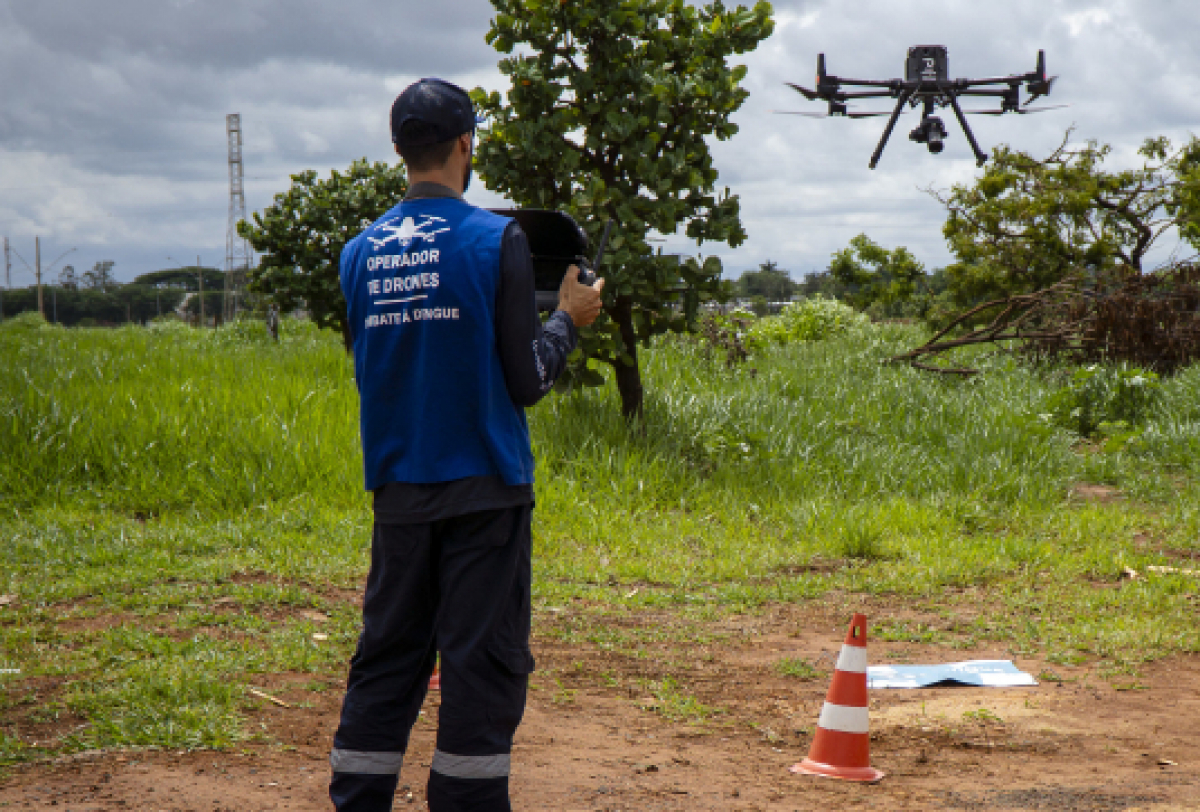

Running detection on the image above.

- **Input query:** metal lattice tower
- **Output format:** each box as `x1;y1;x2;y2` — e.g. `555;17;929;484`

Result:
224;113;252;320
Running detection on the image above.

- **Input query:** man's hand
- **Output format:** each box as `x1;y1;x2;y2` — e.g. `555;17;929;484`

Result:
558;266;605;327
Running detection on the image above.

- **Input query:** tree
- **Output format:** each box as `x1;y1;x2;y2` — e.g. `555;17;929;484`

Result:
58;265;78;290
133;267;224;291
81;261;117;291
796;269;850;301
472;0;774;417
0;283;186;326
238;159;409;348
736;260;795;302
936;131;1200;307
182;290;225;323
829;234;925;313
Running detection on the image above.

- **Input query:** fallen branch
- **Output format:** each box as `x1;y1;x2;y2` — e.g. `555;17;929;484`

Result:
890;264;1200;374
247;686;290;708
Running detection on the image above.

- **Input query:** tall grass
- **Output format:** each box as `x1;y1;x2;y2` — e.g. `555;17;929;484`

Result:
4;316;1198;521
1;319;362;513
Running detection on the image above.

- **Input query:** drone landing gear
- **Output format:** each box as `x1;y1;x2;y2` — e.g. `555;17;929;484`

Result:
868;89;913;170
868;88;989;169
944;90;988;167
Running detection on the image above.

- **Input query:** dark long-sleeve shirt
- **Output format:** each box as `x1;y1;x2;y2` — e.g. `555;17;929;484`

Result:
372;181;577;524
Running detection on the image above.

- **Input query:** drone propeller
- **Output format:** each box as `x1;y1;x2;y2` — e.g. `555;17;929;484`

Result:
964;104;1069;116
1025;50;1057;104
785;82;822;101
1025;75;1058;105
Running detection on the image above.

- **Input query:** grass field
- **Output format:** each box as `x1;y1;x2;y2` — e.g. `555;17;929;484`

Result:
2;314;1199;767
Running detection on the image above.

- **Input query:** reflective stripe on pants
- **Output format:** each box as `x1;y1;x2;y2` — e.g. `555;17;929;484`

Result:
431;750;511;780
330;748;404;775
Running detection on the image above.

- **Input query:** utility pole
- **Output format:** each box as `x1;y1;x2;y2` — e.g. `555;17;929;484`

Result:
1;236;8;323
198;255;205;327
36;236;43;318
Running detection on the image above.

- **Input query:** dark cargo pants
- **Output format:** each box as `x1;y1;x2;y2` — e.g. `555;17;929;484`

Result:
330;505;534;812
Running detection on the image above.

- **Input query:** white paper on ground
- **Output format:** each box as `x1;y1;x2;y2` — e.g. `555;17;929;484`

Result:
867;659;1037;689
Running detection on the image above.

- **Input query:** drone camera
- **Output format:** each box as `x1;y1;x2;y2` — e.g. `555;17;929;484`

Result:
909;116;948;154
927;125;945;154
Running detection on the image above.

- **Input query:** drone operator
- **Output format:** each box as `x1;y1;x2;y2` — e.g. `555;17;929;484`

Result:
330;77;605;812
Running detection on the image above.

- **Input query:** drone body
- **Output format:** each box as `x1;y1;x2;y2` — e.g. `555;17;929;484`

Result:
783;46;1062;168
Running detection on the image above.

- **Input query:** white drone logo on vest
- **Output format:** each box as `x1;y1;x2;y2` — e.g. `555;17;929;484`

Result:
368;215;450;251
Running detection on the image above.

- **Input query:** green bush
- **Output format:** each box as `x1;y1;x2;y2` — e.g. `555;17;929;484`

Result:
0;311;51;331
692;310;763;367
749;297;869;345
1044;365;1162;438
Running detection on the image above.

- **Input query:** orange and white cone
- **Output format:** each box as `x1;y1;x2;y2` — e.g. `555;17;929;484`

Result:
789;613;884;783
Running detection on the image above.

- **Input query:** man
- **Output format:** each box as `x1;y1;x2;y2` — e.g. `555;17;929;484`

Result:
330;78;604;812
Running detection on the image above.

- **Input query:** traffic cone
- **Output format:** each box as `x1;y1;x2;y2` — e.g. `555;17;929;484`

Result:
789;613;884;783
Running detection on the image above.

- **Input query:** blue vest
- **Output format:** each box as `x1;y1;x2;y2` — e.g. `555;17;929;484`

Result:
340;198;534;490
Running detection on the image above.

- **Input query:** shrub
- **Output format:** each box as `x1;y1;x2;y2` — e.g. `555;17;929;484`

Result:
693;310;761;368
749;297;869;345
1044;364;1162;438
1;311;50;331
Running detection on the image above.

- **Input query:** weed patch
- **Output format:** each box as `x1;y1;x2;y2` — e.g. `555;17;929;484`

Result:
774;657;825;680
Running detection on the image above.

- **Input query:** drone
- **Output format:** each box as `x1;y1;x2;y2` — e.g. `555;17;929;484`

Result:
781;46;1063;169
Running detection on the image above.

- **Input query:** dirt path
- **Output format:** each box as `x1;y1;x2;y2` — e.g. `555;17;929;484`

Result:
3;606;1198;811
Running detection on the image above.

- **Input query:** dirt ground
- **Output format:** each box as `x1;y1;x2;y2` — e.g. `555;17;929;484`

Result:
2;603;1198;811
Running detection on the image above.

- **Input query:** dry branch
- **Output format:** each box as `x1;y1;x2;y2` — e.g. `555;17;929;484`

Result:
891;264;1200;375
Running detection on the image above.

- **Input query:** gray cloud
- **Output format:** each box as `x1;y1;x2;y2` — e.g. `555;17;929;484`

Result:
1;0;1197;287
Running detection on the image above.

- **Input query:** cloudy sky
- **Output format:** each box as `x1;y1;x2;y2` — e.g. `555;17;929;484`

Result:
1;0;1198;287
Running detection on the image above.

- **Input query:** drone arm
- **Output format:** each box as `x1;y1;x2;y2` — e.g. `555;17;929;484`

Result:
954;89;1012;98
838;90;897;99
829;77;901;89
954;73;1036;88
944;89;988;167
869;88;913;170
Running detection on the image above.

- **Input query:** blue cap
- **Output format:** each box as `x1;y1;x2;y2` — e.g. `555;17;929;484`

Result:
391;78;476;147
